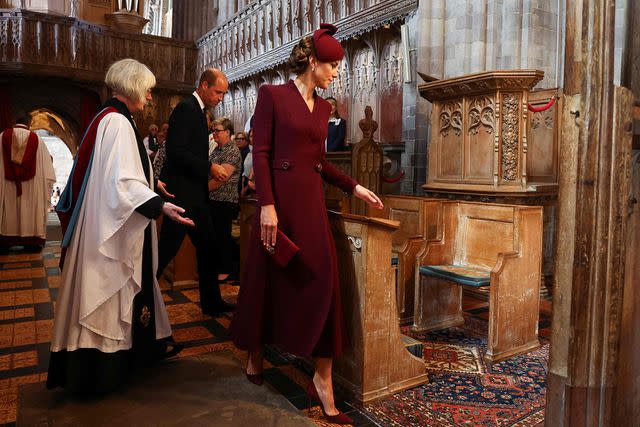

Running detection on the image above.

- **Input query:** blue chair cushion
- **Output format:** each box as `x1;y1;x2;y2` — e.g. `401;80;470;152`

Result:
419;264;491;287
391;255;399;266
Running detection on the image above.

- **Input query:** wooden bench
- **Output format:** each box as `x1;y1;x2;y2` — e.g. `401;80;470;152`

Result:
413;201;543;362
368;195;442;325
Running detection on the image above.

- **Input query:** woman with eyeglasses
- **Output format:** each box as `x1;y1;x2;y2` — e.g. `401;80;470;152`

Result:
230;24;383;424
208;118;242;282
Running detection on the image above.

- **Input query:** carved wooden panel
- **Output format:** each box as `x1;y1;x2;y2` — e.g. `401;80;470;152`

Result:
527;88;561;183
466;95;495;181
379;37;402;143
437;100;463;178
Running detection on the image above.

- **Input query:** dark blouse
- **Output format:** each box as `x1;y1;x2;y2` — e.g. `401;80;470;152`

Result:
327;118;346;151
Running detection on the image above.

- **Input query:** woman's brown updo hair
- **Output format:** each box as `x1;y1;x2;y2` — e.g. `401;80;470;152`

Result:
288;36;316;75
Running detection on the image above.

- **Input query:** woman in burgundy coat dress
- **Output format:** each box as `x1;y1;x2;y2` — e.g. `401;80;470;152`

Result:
230;24;383;424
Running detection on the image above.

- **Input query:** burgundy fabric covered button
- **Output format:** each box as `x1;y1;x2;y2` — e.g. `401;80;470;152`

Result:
313;23;344;62
315;163;323;172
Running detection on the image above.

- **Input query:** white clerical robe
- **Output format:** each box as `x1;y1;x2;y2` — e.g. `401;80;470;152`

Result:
0;126;55;239
51;112;171;353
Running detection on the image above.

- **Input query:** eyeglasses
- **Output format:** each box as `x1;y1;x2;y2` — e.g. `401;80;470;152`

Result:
235;137;246;140
212;128;227;133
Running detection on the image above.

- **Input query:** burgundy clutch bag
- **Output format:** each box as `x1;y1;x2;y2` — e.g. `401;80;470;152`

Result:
264;229;300;267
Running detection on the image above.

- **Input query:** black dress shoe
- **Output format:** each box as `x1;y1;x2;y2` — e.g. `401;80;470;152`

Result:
203;302;236;316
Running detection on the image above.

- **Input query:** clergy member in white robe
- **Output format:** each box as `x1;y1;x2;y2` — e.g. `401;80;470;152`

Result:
48;59;194;393
0;117;55;249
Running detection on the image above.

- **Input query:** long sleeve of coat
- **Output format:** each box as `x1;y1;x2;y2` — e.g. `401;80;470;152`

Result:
252;85;276;206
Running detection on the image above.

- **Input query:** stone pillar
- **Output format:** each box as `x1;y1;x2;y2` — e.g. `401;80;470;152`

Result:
545;0;635;425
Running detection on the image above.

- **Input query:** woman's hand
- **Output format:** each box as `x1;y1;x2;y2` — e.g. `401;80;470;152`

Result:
156;179;175;199
260;204;278;248
162;202;195;227
353;184;384;210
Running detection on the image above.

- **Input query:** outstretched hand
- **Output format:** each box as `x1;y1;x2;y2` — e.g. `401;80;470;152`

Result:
156;180;175;199
353;184;384;210
162;202;195;227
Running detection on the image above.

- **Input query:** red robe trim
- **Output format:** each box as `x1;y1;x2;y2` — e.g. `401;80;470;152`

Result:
1;127;39;197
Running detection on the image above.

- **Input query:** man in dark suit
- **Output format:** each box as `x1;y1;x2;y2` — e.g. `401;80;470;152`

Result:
157;68;234;316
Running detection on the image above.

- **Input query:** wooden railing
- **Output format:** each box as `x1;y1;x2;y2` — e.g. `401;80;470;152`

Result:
0;9;198;90
196;0;417;82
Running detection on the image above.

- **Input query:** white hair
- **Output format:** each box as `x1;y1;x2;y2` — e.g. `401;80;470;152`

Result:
105;58;156;104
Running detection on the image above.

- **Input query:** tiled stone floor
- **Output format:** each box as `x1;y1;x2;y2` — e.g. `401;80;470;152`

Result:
0;241;552;426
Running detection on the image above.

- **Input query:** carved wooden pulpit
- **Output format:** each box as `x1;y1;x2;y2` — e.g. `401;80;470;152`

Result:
419;70;553;195
329;211;428;402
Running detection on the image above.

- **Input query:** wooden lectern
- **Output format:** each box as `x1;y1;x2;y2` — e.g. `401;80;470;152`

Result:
328;211;428;403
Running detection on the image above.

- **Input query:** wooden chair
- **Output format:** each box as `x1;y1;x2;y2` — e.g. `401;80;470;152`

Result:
413;201;543;362
368;195;442;325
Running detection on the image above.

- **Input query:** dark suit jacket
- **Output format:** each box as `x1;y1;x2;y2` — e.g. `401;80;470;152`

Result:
163;94;211;211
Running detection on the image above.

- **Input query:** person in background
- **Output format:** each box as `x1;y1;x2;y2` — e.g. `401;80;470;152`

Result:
325;97;346;151
235;131;249;194
240;128;254;197
156;68;234;317
206;110;217;157
208;117;242;282
143;123;159;159
48;58;192;393
235;131;250;161
153;122;169;182
0;114;55;250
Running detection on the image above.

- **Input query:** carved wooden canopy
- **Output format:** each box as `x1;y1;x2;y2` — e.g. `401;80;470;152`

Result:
419;70;544;102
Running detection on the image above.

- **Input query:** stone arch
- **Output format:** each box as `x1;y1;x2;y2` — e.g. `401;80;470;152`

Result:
29;108;79;156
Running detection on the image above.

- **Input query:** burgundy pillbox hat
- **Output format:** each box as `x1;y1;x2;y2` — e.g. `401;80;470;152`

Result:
313;23;344;62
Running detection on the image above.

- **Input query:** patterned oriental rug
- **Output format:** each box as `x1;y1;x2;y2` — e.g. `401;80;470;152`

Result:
361;328;548;427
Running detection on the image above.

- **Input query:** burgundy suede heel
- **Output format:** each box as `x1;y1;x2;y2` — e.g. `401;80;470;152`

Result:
305;381;353;425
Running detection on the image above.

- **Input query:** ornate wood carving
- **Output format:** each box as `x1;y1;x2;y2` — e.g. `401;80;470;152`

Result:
439;101;462;137
197;0;417;83
0;9;197;91
501;93;520;181
468;96;495;135
351;106;383;214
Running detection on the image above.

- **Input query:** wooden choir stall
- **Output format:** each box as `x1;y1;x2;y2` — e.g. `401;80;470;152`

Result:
328;211;428;403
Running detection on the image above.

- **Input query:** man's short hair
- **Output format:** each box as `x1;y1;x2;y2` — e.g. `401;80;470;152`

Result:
199;68;225;87
214;117;234;134
105;58;156;104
